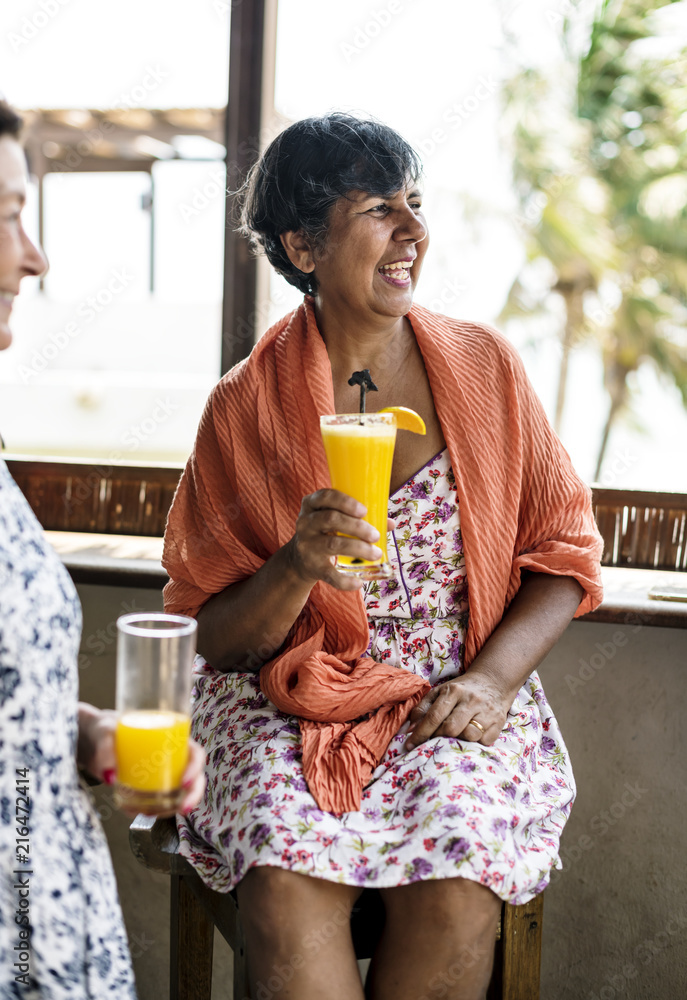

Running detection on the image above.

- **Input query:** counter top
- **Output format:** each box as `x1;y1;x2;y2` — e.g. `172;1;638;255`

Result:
46;531;687;627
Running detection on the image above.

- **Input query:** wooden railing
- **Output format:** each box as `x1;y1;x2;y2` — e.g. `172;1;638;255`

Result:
5;457;687;572
592;488;687;572
5;457;182;538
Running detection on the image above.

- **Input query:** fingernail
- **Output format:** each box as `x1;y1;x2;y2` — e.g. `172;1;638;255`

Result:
182;776;193;789
404;741;415;752
371;546;383;558
369;528;381;541
182;803;195;815
103;769;116;786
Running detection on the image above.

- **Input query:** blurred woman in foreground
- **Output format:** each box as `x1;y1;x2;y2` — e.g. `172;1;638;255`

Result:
0;100;205;999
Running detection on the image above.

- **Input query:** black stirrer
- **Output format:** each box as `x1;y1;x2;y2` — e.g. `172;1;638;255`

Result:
348;369;378;421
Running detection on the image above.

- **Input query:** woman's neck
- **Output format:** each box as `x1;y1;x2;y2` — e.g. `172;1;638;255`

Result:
313;297;411;381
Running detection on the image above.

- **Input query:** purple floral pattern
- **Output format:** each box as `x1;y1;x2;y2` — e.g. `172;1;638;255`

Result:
177;450;575;904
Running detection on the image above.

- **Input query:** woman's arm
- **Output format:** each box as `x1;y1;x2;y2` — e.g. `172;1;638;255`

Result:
405;571;584;749
195;489;383;672
195;544;314;672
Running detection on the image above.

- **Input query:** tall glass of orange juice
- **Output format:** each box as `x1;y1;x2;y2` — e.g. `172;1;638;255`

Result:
114;613;196;813
320;412;397;580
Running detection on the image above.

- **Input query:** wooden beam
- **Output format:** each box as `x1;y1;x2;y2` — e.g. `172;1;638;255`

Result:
221;0;277;375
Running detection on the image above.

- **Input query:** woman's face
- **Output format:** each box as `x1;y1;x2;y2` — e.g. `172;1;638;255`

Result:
0;135;46;350
310;182;429;323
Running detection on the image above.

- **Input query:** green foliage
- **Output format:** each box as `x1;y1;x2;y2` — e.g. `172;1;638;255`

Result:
500;0;687;476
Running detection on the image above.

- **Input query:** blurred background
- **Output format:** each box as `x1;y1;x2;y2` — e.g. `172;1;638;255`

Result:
0;0;685;489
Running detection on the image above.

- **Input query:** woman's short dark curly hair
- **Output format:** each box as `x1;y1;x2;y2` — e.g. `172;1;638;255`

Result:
0;100;23;140
239;112;422;296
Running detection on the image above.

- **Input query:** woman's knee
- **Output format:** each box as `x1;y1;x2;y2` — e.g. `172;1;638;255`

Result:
382;877;501;936
236;866;360;946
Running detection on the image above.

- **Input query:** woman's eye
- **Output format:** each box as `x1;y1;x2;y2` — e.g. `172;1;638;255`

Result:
368;204;388;214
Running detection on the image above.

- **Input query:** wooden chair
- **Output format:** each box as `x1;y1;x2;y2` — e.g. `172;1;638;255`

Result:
129;814;544;1000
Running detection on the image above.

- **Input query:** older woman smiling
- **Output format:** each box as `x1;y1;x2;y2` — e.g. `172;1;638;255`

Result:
163;112;603;1000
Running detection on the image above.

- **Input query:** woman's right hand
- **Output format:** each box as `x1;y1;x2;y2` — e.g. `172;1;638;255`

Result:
286;489;383;590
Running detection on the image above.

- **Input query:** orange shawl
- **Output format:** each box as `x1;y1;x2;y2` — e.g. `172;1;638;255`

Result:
163;299;603;813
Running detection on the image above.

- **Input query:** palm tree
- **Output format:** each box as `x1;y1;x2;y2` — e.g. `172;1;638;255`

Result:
498;67;618;434
577;0;687;477
499;0;687;477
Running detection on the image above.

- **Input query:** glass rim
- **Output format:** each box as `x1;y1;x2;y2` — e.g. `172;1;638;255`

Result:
320;412;395;424
116;612;197;638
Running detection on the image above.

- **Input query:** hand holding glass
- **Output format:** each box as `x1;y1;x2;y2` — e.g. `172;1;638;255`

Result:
320;413;397;580
114;613;196;813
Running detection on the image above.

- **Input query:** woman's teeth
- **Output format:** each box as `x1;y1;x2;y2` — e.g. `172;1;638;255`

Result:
379;261;412;281
0;291;15;307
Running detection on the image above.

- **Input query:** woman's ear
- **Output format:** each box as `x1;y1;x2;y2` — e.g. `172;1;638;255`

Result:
280;230;316;274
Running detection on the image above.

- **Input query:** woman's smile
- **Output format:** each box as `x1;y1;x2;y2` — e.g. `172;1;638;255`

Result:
377;256;415;287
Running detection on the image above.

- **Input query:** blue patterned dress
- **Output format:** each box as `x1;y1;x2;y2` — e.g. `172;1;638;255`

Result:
0;461;136;999
177;449;575;904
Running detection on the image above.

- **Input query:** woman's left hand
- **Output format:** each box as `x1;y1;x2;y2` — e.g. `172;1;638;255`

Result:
404;673;511;751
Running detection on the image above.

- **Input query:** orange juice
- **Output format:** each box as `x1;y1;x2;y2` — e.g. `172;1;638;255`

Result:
115;710;190;793
320;414;397;578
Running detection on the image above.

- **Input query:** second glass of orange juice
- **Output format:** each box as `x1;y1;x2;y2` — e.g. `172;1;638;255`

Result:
114;613;196;813
320;412;397;580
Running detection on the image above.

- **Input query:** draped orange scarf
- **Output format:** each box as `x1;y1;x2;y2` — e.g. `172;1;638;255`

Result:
162;299;603;813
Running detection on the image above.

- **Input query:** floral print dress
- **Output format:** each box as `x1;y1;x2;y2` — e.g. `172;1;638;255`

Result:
177;449;575;905
0;460;137;999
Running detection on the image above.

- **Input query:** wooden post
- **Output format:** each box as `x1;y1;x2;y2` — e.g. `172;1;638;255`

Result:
221;0;278;375
489;894;544;1000
169;874;214;1000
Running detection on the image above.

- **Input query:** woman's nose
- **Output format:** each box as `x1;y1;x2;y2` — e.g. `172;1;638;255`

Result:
22;228;48;278
397;207;427;244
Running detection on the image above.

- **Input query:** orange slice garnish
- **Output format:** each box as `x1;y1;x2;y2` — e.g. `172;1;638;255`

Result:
378;406;426;434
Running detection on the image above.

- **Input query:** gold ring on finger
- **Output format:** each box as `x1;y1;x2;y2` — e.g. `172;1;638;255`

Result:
467;718;485;735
